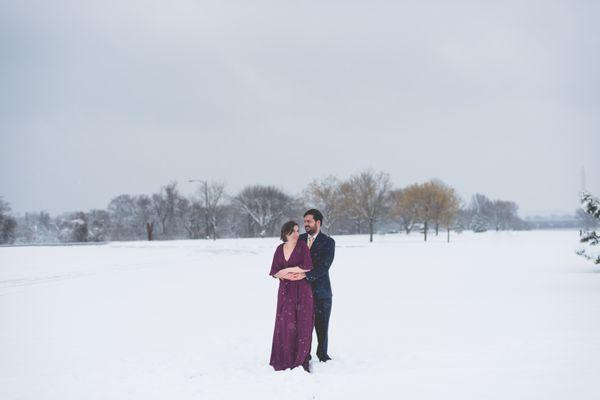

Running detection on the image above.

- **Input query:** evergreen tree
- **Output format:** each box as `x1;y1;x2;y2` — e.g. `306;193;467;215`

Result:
577;191;600;264
470;214;489;233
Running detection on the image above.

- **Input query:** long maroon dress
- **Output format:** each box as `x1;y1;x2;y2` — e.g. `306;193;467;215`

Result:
269;240;314;371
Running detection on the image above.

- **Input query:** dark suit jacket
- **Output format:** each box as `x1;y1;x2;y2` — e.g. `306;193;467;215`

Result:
300;231;335;299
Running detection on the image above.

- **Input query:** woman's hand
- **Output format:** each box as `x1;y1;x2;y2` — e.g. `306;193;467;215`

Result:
274;270;294;280
279;266;307;274
274;267;307;280
286;272;306;281
273;271;284;279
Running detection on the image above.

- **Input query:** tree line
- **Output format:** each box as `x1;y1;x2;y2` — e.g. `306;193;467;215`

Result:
1;170;532;245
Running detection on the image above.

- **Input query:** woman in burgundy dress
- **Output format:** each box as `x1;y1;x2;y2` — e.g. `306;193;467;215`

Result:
269;221;314;372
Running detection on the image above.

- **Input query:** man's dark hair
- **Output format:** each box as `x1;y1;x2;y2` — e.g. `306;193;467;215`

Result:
280;220;298;242
303;209;324;224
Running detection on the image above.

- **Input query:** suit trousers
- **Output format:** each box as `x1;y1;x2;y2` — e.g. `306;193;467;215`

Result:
314;297;332;359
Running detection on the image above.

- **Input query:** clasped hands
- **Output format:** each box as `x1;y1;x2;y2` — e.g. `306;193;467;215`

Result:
274;266;307;281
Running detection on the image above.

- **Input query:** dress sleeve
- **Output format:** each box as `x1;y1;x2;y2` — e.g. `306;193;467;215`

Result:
301;241;313;271
269;246;281;276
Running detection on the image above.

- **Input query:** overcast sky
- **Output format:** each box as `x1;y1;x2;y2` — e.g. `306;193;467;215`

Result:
1;0;598;217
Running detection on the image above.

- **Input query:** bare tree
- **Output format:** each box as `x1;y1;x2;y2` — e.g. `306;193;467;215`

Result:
134;194;154;239
107;194;138;240
439;186;461;242
0;197;17;244
390;186;420;234
16;211;54;243
107;194;156;241
151;181;180;239
465;195;523;232
183;200;204;239
399;180;461;241
468;193;493;232
204;182;226;240
189;180;227;240
303;176;343;234
412;182;436;241
174;196;191;239
235;185;293;237
72;212;89;242
491;200;519;231
87;209;110;242
339;181;365;234
341;170;392;242
219;203;246;238
427;179;459;236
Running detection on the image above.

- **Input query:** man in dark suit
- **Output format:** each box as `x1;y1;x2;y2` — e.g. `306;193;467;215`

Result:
291;209;336;362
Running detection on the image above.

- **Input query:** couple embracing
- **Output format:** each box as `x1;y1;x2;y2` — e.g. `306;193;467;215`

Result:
268;209;336;373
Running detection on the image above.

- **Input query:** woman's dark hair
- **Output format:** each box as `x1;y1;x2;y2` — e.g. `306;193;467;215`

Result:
280;220;299;242
303;209;323;224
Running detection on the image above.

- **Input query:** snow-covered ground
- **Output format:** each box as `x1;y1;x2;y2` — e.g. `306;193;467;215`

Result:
1;230;599;399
